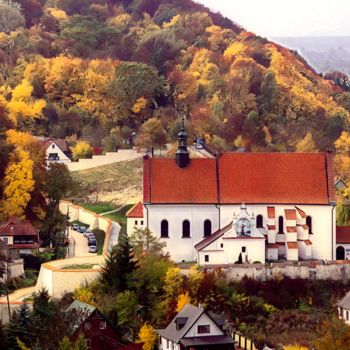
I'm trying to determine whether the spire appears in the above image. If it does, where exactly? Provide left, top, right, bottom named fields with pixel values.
left=175, top=115, right=190, bottom=168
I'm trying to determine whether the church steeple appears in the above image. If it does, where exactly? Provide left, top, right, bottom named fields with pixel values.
left=175, top=116, right=190, bottom=168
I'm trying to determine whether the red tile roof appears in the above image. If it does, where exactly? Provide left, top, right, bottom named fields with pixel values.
left=43, top=138, right=70, bottom=153
left=267, top=207, right=275, bottom=218
left=144, top=153, right=334, bottom=205
left=195, top=222, right=232, bottom=251
left=267, top=243, right=279, bottom=249
left=286, top=227, right=297, bottom=233
left=287, top=242, right=298, bottom=249
left=285, top=209, right=297, bottom=220
left=126, top=202, right=144, bottom=218
left=267, top=225, right=276, bottom=230
left=295, top=206, right=307, bottom=218
left=337, top=226, right=350, bottom=244
left=0, top=217, right=39, bottom=237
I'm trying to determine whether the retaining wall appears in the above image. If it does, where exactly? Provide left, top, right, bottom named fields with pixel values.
left=208, top=260, right=350, bottom=282
left=67, top=150, right=142, bottom=172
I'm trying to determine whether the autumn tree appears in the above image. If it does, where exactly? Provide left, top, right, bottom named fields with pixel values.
left=138, top=323, right=157, bottom=350
left=135, top=118, right=167, bottom=154
left=130, top=227, right=166, bottom=258
left=102, top=128, right=123, bottom=152
left=0, top=0, right=25, bottom=33
left=114, top=290, right=139, bottom=335
left=72, top=141, right=92, bottom=160
left=176, top=292, right=191, bottom=312
left=295, top=132, right=317, bottom=152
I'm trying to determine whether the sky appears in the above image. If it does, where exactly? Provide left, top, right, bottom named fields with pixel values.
left=195, top=0, right=350, bottom=38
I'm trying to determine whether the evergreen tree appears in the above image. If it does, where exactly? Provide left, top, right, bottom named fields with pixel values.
left=100, top=232, right=136, bottom=293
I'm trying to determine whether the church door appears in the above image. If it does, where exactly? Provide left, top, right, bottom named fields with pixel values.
left=336, top=246, right=345, bottom=260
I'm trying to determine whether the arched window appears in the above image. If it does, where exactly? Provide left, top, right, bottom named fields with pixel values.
left=161, top=220, right=169, bottom=238
left=278, top=216, right=284, bottom=233
left=204, top=220, right=212, bottom=237
left=256, top=215, right=263, bottom=228
left=306, top=216, right=312, bottom=233
left=182, top=220, right=190, bottom=238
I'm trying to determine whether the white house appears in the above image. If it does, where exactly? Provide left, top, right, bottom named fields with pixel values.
left=338, top=291, right=350, bottom=325
left=126, top=120, right=337, bottom=264
left=43, top=139, right=71, bottom=166
left=336, top=226, right=350, bottom=260
left=157, top=304, right=234, bottom=350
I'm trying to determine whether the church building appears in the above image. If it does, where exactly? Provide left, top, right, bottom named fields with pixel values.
left=127, top=119, right=337, bottom=264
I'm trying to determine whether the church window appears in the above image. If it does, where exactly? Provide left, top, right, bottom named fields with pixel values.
left=141, top=220, right=144, bottom=225
left=205, top=255, right=209, bottom=262
left=278, top=216, right=284, bottom=233
left=306, top=216, right=312, bottom=233
left=256, top=215, right=263, bottom=228
left=204, top=220, right=212, bottom=237
left=242, top=246, right=246, bottom=253
left=182, top=220, right=190, bottom=238
left=134, top=220, right=138, bottom=225
left=220, top=243, right=224, bottom=248
left=161, top=220, right=169, bottom=238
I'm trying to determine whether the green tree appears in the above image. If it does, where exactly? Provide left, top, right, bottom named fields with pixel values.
left=130, top=227, right=166, bottom=258
left=58, top=337, right=72, bottom=350
left=110, top=62, right=164, bottom=124
left=258, top=71, right=278, bottom=114
left=74, top=334, right=88, bottom=350
left=102, top=128, right=123, bottom=152
left=115, top=290, right=139, bottom=334
left=100, top=232, right=136, bottom=293
left=0, top=0, right=25, bottom=33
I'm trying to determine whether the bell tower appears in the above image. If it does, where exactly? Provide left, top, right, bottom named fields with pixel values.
left=175, top=116, right=190, bottom=168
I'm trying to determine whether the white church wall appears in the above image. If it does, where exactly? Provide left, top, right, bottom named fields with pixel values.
left=146, top=204, right=219, bottom=262
left=127, top=217, right=145, bottom=236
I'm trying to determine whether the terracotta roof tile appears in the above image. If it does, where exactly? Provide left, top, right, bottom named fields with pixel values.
left=267, top=207, right=275, bottom=218
left=287, top=242, right=298, bottom=249
left=0, top=217, right=39, bottom=237
left=146, top=153, right=333, bottom=204
left=126, top=202, right=144, bottom=218
left=285, top=209, right=297, bottom=220
left=304, top=240, right=312, bottom=246
left=267, top=225, right=276, bottom=230
left=337, top=226, right=350, bottom=244
left=287, top=226, right=297, bottom=233
left=267, top=243, right=279, bottom=248
left=297, top=224, right=309, bottom=230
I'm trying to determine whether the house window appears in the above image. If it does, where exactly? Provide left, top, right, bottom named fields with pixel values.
left=278, top=216, right=284, bottom=233
left=347, top=311, right=349, bottom=321
left=2, top=237, right=8, bottom=244
left=220, top=243, right=224, bottom=248
left=204, top=255, right=209, bottom=262
left=182, top=220, right=190, bottom=238
left=167, top=340, right=169, bottom=349
left=256, top=215, right=263, bottom=228
left=204, top=220, right=212, bottom=237
left=52, top=144, right=55, bottom=149
left=84, top=322, right=91, bottom=330
left=141, top=220, right=144, bottom=225
left=306, top=216, right=312, bottom=233
left=48, top=153, right=59, bottom=160
left=161, top=220, right=169, bottom=238
left=242, top=246, right=246, bottom=253
left=99, top=321, right=106, bottom=330
left=135, top=220, right=138, bottom=225
left=85, top=339, right=91, bottom=348
left=198, top=325, right=210, bottom=334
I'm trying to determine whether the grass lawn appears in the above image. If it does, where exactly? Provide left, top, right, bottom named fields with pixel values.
left=61, top=264, right=96, bottom=269
left=84, top=203, right=116, bottom=214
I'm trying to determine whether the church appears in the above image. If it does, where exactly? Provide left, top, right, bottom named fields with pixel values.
left=127, top=120, right=337, bottom=264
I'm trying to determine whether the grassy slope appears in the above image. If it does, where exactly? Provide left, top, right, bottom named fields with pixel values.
left=71, top=158, right=142, bottom=205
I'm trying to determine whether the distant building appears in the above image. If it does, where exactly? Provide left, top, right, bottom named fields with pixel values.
left=43, top=138, right=72, bottom=165
left=336, top=226, right=350, bottom=260
left=127, top=119, right=337, bottom=264
left=157, top=304, right=234, bottom=350
left=126, top=202, right=145, bottom=235
left=0, top=240, right=24, bottom=282
left=0, top=217, right=41, bottom=254
left=67, top=300, right=122, bottom=350
left=338, top=291, right=350, bottom=325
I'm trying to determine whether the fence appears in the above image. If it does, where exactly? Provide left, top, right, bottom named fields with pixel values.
left=228, top=328, right=258, bottom=350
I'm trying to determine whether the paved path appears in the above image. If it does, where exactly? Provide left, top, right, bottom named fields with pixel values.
left=68, top=228, right=96, bottom=257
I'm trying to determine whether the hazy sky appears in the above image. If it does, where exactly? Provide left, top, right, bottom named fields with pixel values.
left=195, top=0, right=350, bottom=37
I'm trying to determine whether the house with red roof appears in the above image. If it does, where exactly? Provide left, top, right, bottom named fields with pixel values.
left=0, top=217, right=41, bottom=254
left=126, top=202, right=145, bottom=235
left=42, top=138, right=72, bottom=166
left=336, top=226, right=350, bottom=260
left=127, top=118, right=337, bottom=264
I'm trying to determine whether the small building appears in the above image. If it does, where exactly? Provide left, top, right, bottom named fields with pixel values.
left=126, top=202, right=145, bottom=235
left=67, top=300, right=121, bottom=350
left=157, top=304, right=235, bottom=350
left=0, top=217, right=41, bottom=254
left=336, top=226, right=350, bottom=260
left=338, top=291, right=350, bottom=325
left=0, top=240, right=24, bottom=282
left=43, top=138, right=72, bottom=165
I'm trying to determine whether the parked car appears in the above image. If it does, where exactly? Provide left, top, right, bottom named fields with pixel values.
left=89, top=245, right=98, bottom=253
left=88, top=238, right=97, bottom=246
left=79, top=226, right=87, bottom=233
left=196, top=137, right=205, bottom=149
left=84, top=231, right=93, bottom=238
left=72, top=224, right=79, bottom=231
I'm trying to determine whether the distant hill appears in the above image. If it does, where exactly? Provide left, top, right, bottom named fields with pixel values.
left=273, top=36, right=350, bottom=76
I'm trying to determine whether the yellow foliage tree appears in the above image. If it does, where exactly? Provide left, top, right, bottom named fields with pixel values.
left=176, top=292, right=191, bottom=312
left=284, top=346, right=308, bottom=350
left=188, top=265, right=204, bottom=299
left=74, top=287, right=95, bottom=306
left=132, top=97, right=148, bottom=114
left=164, top=267, right=184, bottom=299
left=1, top=149, right=34, bottom=219
left=72, top=141, right=93, bottom=160
left=295, top=132, right=317, bottom=152
left=138, top=323, right=157, bottom=350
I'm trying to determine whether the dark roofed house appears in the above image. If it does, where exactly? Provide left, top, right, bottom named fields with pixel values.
left=157, top=304, right=234, bottom=350
left=67, top=300, right=123, bottom=350
left=0, top=217, right=41, bottom=254
left=338, top=291, right=350, bottom=325
left=42, top=138, right=72, bottom=165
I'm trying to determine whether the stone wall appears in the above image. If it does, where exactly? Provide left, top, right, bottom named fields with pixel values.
left=67, top=150, right=141, bottom=172
left=207, top=261, right=350, bottom=282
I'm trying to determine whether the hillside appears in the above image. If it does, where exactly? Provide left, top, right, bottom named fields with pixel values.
left=2, top=0, right=350, bottom=222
